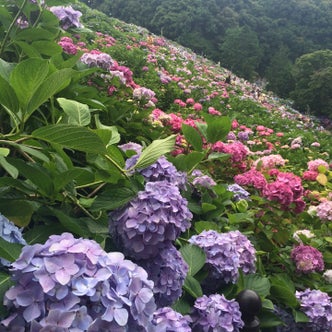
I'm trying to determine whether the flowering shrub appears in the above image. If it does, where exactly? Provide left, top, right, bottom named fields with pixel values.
left=49, top=6, right=83, bottom=30
left=1, top=233, right=156, bottom=331
left=152, top=307, right=191, bottom=332
left=109, top=181, right=192, bottom=259
left=191, top=293, right=244, bottom=332
left=316, top=200, right=332, bottom=222
left=291, top=245, right=324, bottom=274
left=296, top=289, right=332, bottom=331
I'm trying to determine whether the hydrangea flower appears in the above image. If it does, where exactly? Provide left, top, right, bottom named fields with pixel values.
left=191, top=169, right=216, bottom=189
left=152, top=307, right=191, bottom=332
left=137, top=245, right=188, bottom=307
left=253, top=154, right=286, bottom=170
left=291, top=245, right=324, bottom=274
left=316, top=200, right=332, bottom=222
left=191, top=294, right=244, bottom=332
left=80, top=51, right=115, bottom=70
left=274, top=306, right=307, bottom=332
left=109, top=181, right=192, bottom=259
left=1, top=233, right=156, bottom=331
left=307, top=159, right=329, bottom=172
left=49, top=6, right=83, bottom=30
left=293, top=229, right=315, bottom=243
left=234, top=169, right=267, bottom=190
left=189, top=230, right=256, bottom=285
left=227, top=184, right=251, bottom=201
left=0, top=213, right=26, bottom=266
left=296, top=289, right=332, bottom=331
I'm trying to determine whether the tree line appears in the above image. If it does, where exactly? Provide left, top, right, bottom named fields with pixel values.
left=82, top=0, right=332, bottom=118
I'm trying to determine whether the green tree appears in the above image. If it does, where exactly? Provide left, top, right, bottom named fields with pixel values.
left=290, top=50, right=332, bottom=117
left=219, top=26, right=262, bottom=80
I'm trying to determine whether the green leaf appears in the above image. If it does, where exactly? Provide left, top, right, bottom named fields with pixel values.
left=0, top=200, right=35, bottom=227
left=24, top=224, right=65, bottom=244
left=294, top=310, right=309, bottom=323
left=172, top=298, right=191, bottom=315
left=0, top=237, right=23, bottom=262
left=183, top=275, right=203, bottom=298
left=0, top=271, right=14, bottom=317
left=0, top=75, right=19, bottom=114
left=0, top=156, right=19, bottom=178
left=205, top=115, right=231, bottom=143
left=57, top=98, right=91, bottom=126
left=207, top=152, right=231, bottom=161
left=0, top=58, right=16, bottom=81
left=169, top=152, right=205, bottom=171
left=94, top=115, right=121, bottom=145
left=133, top=135, right=176, bottom=170
left=15, top=27, right=57, bottom=41
left=32, top=124, right=106, bottom=154
left=0, top=148, right=9, bottom=157
left=32, top=41, right=62, bottom=56
left=54, top=168, right=94, bottom=191
left=107, top=145, right=125, bottom=168
left=182, top=123, right=203, bottom=151
left=14, top=41, right=41, bottom=58
left=180, top=244, right=206, bottom=276
left=238, top=274, right=271, bottom=298
left=26, top=68, right=74, bottom=118
left=15, top=144, right=50, bottom=163
left=194, top=221, right=221, bottom=233
left=270, top=274, right=298, bottom=307
left=10, top=58, right=49, bottom=109
left=202, top=203, right=217, bottom=213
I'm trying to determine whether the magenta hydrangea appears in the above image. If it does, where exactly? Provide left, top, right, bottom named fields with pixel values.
left=1, top=233, right=156, bottom=331
left=109, top=181, right=192, bottom=259
left=291, top=245, right=324, bottom=274
left=296, top=289, right=332, bottom=331
left=137, top=245, right=188, bottom=307
left=191, top=294, right=244, bottom=332
left=152, top=307, right=191, bottom=332
left=189, top=230, right=256, bottom=285
left=234, top=169, right=267, bottom=190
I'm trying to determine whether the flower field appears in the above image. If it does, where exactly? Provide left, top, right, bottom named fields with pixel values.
left=0, top=1, right=332, bottom=331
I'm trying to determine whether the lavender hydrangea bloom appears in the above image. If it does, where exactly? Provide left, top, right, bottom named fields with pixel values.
left=119, top=142, right=143, bottom=154
left=138, top=245, right=188, bottom=307
left=125, top=154, right=187, bottom=189
left=296, top=289, right=332, bottom=331
left=152, top=307, right=192, bottom=332
left=0, top=213, right=26, bottom=266
left=109, top=181, right=192, bottom=259
left=80, top=52, right=115, bottom=70
left=290, top=245, right=324, bottom=274
left=191, top=294, right=244, bottom=332
left=49, top=6, right=83, bottom=30
left=227, top=184, right=251, bottom=201
left=1, top=233, right=156, bottom=331
left=191, top=169, right=216, bottom=189
left=189, top=230, right=256, bottom=285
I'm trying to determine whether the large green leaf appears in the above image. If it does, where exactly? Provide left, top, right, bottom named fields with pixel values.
left=269, top=274, right=298, bottom=307
left=169, top=152, right=205, bottom=172
left=180, top=244, right=206, bottom=276
left=10, top=58, right=49, bottom=109
left=0, top=75, right=19, bottom=114
left=14, top=41, right=41, bottom=58
left=0, top=200, right=35, bottom=227
left=182, top=123, right=203, bottom=151
left=183, top=275, right=203, bottom=298
left=238, top=273, right=271, bottom=298
left=57, top=98, right=91, bottom=126
left=0, top=58, right=16, bottom=81
left=205, top=115, right=231, bottom=143
left=54, top=168, right=95, bottom=192
left=32, top=41, right=62, bottom=56
left=15, top=27, right=57, bottom=41
left=0, top=237, right=23, bottom=263
left=26, top=68, right=74, bottom=118
left=132, top=135, right=176, bottom=170
left=32, top=124, right=106, bottom=154
left=0, top=156, right=19, bottom=178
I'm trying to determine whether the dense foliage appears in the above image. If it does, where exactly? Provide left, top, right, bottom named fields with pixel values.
left=83, top=0, right=332, bottom=118
left=1, top=0, right=332, bottom=331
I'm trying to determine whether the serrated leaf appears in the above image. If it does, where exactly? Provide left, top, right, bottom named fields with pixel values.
left=0, top=58, right=16, bottom=81
left=182, top=123, right=203, bottom=151
left=32, top=41, right=62, bottom=56
left=32, top=124, right=106, bottom=154
left=205, top=115, right=231, bottom=143
left=169, top=152, right=205, bottom=171
left=194, top=221, right=221, bottom=233
left=0, top=75, right=19, bottom=114
left=183, top=275, right=203, bottom=298
left=133, top=135, right=176, bottom=170
left=180, top=244, right=206, bottom=276
left=238, top=274, right=271, bottom=298
left=0, top=237, right=23, bottom=262
left=316, top=173, right=328, bottom=185
left=14, top=41, right=41, bottom=58
left=57, top=97, right=91, bottom=126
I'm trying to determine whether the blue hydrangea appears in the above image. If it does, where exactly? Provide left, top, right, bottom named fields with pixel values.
left=49, top=6, right=83, bottom=30
left=109, top=181, right=192, bottom=259
left=1, top=233, right=156, bottom=331
left=227, top=184, right=251, bottom=201
left=0, top=213, right=26, bottom=266
left=191, top=293, right=244, bottom=332
left=152, top=307, right=192, bottom=332
left=295, top=289, right=332, bottom=331
left=189, top=230, right=256, bottom=285
left=138, top=245, right=188, bottom=307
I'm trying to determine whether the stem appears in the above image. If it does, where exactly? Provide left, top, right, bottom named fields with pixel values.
left=104, top=154, right=130, bottom=179
left=0, top=0, right=29, bottom=57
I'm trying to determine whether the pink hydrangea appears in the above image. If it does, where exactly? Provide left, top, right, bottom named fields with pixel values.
left=291, top=245, right=324, bottom=274
left=193, top=103, right=202, bottom=111
left=234, top=169, right=267, bottom=190
left=213, top=141, right=248, bottom=164
left=316, top=201, right=332, bottom=222
left=308, top=159, right=329, bottom=172
left=253, top=154, right=286, bottom=170
left=302, top=170, right=319, bottom=181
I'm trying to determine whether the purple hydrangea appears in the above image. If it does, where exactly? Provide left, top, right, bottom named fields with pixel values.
left=290, top=245, right=324, bottom=274
left=137, top=245, right=188, bottom=307
left=1, top=233, right=156, bottom=331
left=296, top=289, right=332, bottom=331
left=49, top=6, right=83, bottom=30
left=119, top=142, right=143, bottom=154
left=191, top=294, right=244, bottom=332
left=191, top=169, right=216, bottom=189
left=0, top=213, right=26, bottom=266
left=152, top=307, right=192, bottom=332
left=109, top=181, right=192, bottom=259
left=125, top=154, right=187, bottom=189
left=189, top=230, right=256, bottom=285
left=227, top=184, right=251, bottom=201
left=80, top=52, right=115, bottom=70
